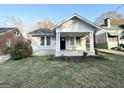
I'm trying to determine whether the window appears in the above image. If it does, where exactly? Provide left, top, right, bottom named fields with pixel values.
left=46, top=37, right=51, bottom=46
left=109, top=37, right=117, bottom=42
left=76, top=37, right=81, bottom=45
left=72, top=20, right=77, bottom=24
left=70, top=37, right=75, bottom=46
left=13, top=31, right=20, bottom=36
left=6, top=40, right=11, bottom=47
left=41, top=36, right=51, bottom=46
left=41, top=37, right=45, bottom=45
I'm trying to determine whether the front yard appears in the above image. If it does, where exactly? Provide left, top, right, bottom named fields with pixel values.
left=0, top=52, right=124, bottom=88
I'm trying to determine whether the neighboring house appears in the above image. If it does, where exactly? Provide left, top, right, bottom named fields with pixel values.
left=119, top=31, right=124, bottom=45
left=96, top=18, right=124, bottom=49
left=28, top=14, right=101, bottom=56
left=0, top=28, right=25, bottom=54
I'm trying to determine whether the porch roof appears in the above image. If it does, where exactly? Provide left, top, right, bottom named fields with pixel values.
left=107, top=31, right=119, bottom=36
left=60, top=32, right=89, bottom=37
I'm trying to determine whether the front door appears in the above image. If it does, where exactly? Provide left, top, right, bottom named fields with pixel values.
left=60, top=37, right=66, bottom=50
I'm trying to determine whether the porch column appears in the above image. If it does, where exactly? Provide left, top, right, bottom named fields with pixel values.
left=89, top=32, right=94, bottom=51
left=56, top=31, right=60, bottom=52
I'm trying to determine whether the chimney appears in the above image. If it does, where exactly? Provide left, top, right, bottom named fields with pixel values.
left=104, top=18, right=111, bottom=28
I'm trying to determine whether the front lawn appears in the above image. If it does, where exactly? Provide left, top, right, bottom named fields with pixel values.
left=0, top=52, right=124, bottom=88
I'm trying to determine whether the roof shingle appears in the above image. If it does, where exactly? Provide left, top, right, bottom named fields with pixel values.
left=28, top=28, right=54, bottom=36
left=0, top=28, right=16, bottom=34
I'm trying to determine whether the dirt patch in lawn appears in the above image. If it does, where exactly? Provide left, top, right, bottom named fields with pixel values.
left=48, top=55, right=108, bottom=63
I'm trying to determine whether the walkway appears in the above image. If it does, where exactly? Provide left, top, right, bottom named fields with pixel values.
left=0, top=55, right=10, bottom=62
left=96, top=49, right=124, bottom=56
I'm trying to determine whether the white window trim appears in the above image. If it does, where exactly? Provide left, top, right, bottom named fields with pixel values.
left=41, top=36, right=51, bottom=46
left=14, top=31, right=20, bottom=37
left=40, top=37, right=45, bottom=46
left=6, top=40, right=11, bottom=47
left=46, top=36, right=51, bottom=46
left=69, top=37, right=76, bottom=46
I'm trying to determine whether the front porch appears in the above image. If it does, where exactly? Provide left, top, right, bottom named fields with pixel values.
left=55, top=31, right=95, bottom=56
left=55, top=50, right=95, bottom=56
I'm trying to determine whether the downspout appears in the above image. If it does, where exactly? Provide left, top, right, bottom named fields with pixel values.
left=106, top=32, right=109, bottom=49
left=117, top=33, right=120, bottom=48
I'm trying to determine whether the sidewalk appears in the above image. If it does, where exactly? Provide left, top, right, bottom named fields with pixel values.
left=96, top=49, right=124, bottom=56
left=0, top=55, right=10, bottom=62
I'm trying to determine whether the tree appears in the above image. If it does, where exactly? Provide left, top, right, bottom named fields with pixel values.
left=0, top=16, right=29, bottom=38
left=30, top=19, right=55, bottom=31
left=95, top=11, right=124, bottom=26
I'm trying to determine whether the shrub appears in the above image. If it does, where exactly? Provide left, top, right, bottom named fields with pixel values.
left=4, top=47, right=12, bottom=54
left=119, top=44, right=124, bottom=48
left=10, top=42, right=32, bottom=60
left=83, top=52, right=88, bottom=58
left=117, top=44, right=124, bottom=51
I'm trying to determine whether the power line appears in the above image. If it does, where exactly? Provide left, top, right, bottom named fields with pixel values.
left=96, top=4, right=124, bottom=25
left=110, top=4, right=124, bottom=20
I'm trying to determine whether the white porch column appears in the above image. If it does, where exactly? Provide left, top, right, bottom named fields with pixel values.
left=89, top=32, right=94, bottom=51
left=56, top=31, right=60, bottom=52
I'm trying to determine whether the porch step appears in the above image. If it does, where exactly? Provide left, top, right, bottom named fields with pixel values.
left=55, top=50, right=95, bottom=56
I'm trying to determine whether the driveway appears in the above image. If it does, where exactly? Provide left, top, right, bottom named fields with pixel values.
left=0, top=55, right=10, bottom=62
left=96, top=49, right=124, bottom=56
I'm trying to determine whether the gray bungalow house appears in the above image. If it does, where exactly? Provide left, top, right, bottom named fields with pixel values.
left=28, top=14, right=101, bottom=56
left=96, top=18, right=124, bottom=49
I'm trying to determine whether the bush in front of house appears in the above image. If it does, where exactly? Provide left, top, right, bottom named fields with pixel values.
left=10, top=42, right=32, bottom=60
left=118, top=44, right=124, bottom=51
left=4, top=47, right=12, bottom=54
left=83, top=52, right=88, bottom=58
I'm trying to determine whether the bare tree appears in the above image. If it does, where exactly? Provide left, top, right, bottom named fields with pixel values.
left=5, top=16, right=23, bottom=31
left=95, top=11, right=124, bottom=26
left=0, top=16, right=24, bottom=32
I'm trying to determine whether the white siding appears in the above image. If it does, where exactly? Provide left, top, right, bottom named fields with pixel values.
left=30, top=36, right=56, bottom=55
left=57, top=17, right=95, bottom=32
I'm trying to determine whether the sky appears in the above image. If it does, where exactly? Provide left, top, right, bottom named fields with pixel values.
left=0, top=4, right=124, bottom=24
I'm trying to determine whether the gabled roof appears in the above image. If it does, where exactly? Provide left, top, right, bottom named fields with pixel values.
left=28, top=28, right=54, bottom=36
left=0, top=28, right=16, bottom=34
left=51, top=14, right=101, bottom=30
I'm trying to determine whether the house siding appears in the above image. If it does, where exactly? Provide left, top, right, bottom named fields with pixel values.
left=96, top=33, right=108, bottom=49
left=108, top=37, right=118, bottom=49
left=0, top=29, right=25, bottom=55
left=30, top=36, right=56, bottom=55
left=96, top=30, right=119, bottom=49
left=58, top=17, right=95, bottom=32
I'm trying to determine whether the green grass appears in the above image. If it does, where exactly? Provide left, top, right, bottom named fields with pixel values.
left=0, top=53, right=124, bottom=88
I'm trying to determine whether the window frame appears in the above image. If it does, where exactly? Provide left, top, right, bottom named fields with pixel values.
left=40, top=37, right=45, bottom=46
left=13, top=31, right=20, bottom=37
left=46, top=36, right=51, bottom=46
left=40, top=36, right=51, bottom=46
left=69, top=37, right=76, bottom=46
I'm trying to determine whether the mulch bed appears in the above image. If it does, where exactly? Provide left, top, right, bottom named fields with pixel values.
left=48, top=55, right=108, bottom=63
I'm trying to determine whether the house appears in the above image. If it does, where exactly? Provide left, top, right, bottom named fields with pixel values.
left=28, top=14, right=101, bottom=56
left=0, top=28, right=25, bottom=54
left=96, top=18, right=124, bottom=49
left=120, top=31, right=124, bottom=45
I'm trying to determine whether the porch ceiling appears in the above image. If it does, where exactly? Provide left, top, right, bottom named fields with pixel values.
left=60, top=32, right=89, bottom=37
